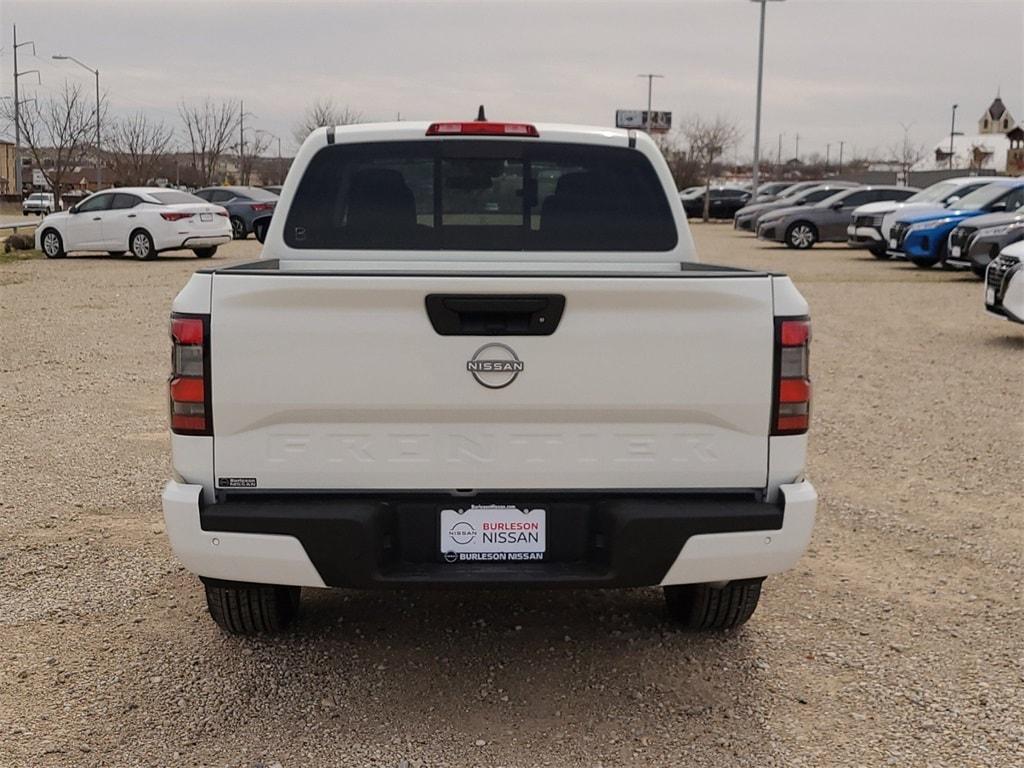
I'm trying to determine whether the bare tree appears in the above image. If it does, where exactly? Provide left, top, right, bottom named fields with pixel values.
left=239, top=130, right=273, bottom=185
left=1, top=82, right=97, bottom=207
left=179, top=98, right=241, bottom=186
left=655, top=135, right=704, bottom=191
left=682, top=116, right=742, bottom=222
left=888, top=139, right=929, bottom=183
left=292, top=99, right=362, bottom=146
left=105, top=111, right=175, bottom=186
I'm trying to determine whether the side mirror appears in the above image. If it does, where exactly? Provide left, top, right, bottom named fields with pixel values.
left=946, top=195, right=960, bottom=205
left=831, top=201, right=845, bottom=210
left=990, top=201, right=1007, bottom=212
left=69, top=205, right=79, bottom=214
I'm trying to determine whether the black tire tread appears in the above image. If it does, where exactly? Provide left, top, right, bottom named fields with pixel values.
left=203, top=580, right=299, bottom=635
left=664, top=578, right=763, bottom=631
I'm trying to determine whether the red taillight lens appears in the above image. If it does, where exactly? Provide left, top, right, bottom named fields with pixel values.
left=169, top=313, right=210, bottom=435
left=426, top=121, right=540, bottom=137
left=161, top=212, right=195, bottom=221
left=773, top=317, right=811, bottom=435
left=250, top=202, right=274, bottom=212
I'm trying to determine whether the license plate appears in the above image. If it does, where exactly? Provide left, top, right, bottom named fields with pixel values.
left=440, top=505, right=545, bottom=562
left=200, top=213, right=213, bottom=221
left=951, top=246, right=961, bottom=258
left=986, top=287, right=995, bottom=304
left=889, top=238, right=897, bottom=248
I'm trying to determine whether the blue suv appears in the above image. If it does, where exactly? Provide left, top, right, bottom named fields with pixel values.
left=888, top=179, right=1024, bottom=268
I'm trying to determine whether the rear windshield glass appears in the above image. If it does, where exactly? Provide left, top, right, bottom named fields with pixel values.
left=150, top=191, right=206, bottom=205
left=284, top=140, right=677, bottom=251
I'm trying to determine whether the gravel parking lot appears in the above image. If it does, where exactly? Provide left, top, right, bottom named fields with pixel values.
left=1, top=227, right=1021, bottom=767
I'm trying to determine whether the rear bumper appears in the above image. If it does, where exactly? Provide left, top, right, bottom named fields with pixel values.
left=162, top=480, right=817, bottom=589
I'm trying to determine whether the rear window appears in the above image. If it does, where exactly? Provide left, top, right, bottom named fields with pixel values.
left=150, top=191, right=205, bottom=205
left=284, top=140, right=677, bottom=251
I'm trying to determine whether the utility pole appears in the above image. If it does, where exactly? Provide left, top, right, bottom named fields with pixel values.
left=239, top=100, right=245, bottom=184
left=949, top=105, right=957, bottom=168
left=794, top=133, right=800, bottom=163
left=12, top=25, right=39, bottom=200
left=838, top=141, right=845, bottom=174
left=777, top=133, right=783, bottom=171
left=636, top=73, right=663, bottom=132
left=826, top=143, right=831, bottom=173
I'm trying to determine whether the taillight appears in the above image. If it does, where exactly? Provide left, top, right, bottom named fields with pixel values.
left=161, top=212, right=195, bottom=221
left=215, top=210, right=228, bottom=217
left=425, top=121, right=539, bottom=137
left=169, top=313, right=211, bottom=435
left=772, top=317, right=811, bottom=435
left=250, top=202, right=274, bottom=212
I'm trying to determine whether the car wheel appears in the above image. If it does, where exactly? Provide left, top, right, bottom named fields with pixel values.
left=870, top=245, right=890, bottom=259
left=192, top=246, right=217, bottom=258
left=253, top=219, right=269, bottom=243
left=130, top=229, right=157, bottom=261
left=786, top=222, right=817, bottom=250
left=911, top=257, right=939, bottom=269
left=203, top=579, right=300, bottom=635
left=41, top=229, right=66, bottom=259
left=664, top=578, right=764, bottom=630
left=230, top=216, right=247, bottom=240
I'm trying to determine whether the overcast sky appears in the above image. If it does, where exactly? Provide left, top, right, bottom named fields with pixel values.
left=2, top=0, right=1022, bottom=160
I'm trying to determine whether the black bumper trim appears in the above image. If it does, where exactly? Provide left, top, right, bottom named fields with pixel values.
left=200, top=491, right=783, bottom=588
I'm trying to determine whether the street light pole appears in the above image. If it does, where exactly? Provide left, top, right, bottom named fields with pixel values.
left=636, top=73, right=663, bottom=132
left=749, top=0, right=784, bottom=197
left=52, top=54, right=101, bottom=189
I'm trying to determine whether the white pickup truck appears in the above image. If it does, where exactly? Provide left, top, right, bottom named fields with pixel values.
left=163, top=119, right=817, bottom=635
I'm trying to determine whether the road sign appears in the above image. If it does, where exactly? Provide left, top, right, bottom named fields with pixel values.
left=615, top=110, right=672, bottom=132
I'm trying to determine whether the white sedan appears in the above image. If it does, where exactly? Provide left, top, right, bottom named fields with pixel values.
left=35, top=187, right=232, bottom=260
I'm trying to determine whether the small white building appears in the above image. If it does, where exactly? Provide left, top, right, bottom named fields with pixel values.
left=913, top=96, right=1015, bottom=172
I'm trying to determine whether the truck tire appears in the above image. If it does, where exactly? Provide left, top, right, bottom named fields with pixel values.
left=203, top=579, right=300, bottom=635
left=664, top=578, right=764, bottom=630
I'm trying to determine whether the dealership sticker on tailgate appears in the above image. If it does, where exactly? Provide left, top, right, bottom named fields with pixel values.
left=440, top=505, right=546, bottom=562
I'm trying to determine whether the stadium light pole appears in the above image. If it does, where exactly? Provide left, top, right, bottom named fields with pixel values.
left=53, top=54, right=102, bottom=188
left=749, top=0, right=785, bottom=197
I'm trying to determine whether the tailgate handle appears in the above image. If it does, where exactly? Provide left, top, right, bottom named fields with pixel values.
left=425, top=294, right=565, bottom=335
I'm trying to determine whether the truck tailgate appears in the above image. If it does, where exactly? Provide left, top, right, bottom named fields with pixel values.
left=209, top=273, right=774, bottom=490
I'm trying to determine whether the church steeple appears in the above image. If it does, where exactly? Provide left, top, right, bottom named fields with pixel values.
left=979, top=94, right=1014, bottom=134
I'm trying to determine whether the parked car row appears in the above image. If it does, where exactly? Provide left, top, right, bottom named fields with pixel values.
left=31, top=184, right=282, bottom=261
left=717, top=174, right=1024, bottom=329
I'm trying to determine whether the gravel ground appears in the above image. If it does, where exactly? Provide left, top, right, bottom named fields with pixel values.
left=1, top=227, right=1021, bottom=767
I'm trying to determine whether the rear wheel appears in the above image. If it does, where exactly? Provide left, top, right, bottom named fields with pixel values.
left=664, top=578, right=764, bottom=630
left=203, top=579, right=300, bottom=635
left=786, top=222, right=817, bottom=250
left=192, top=246, right=217, bottom=258
left=230, top=216, right=247, bottom=240
left=253, top=219, right=269, bottom=243
left=41, top=229, right=65, bottom=259
left=130, top=229, right=156, bottom=260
